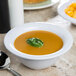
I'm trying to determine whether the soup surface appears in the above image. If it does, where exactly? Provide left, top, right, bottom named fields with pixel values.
left=14, top=30, right=63, bottom=55
left=23, top=0, right=46, bottom=4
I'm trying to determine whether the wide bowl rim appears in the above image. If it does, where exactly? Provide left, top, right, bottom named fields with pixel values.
left=4, top=22, right=73, bottom=60
left=23, top=0, right=60, bottom=10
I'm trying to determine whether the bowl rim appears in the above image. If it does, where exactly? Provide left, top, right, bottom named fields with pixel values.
left=58, top=0, right=76, bottom=24
left=23, top=0, right=60, bottom=10
left=4, top=22, right=73, bottom=60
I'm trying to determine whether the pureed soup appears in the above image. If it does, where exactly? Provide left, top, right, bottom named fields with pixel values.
left=23, top=0, right=46, bottom=4
left=14, top=30, right=63, bottom=55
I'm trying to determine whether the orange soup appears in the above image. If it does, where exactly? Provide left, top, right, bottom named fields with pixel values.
left=14, top=30, right=63, bottom=55
left=23, top=0, right=46, bottom=4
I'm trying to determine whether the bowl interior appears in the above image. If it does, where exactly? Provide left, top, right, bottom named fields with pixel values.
left=4, top=22, right=73, bottom=60
left=58, top=0, right=76, bottom=24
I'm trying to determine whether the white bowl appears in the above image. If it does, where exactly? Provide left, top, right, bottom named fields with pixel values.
left=58, top=0, right=76, bottom=25
left=4, top=22, right=73, bottom=69
left=23, top=0, right=60, bottom=10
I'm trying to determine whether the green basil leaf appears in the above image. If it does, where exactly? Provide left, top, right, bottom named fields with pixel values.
left=26, top=38, right=44, bottom=48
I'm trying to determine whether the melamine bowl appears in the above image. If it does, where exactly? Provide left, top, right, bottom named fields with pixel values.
left=4, top=22, right=73, bottom=69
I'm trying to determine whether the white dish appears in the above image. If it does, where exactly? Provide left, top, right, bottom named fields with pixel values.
left=4, top=22, right=73, bottom=69
left=58, top=0, right=76, bottom=25
left=23, top=0, right=60, bottom=10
